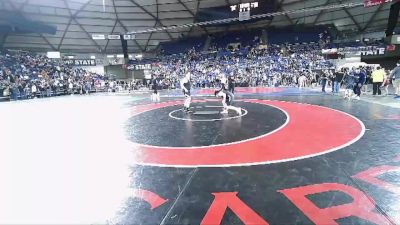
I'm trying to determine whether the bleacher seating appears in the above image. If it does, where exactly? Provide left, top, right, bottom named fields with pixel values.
left=0, top=50, right=111, bottom=101
left=159, top=25, right=333, bottom=55
left=268, top=26, right=330, bottom=44
left=160, top=36, right=206, bottom=55
left=212, top=30, right=262, bottom=49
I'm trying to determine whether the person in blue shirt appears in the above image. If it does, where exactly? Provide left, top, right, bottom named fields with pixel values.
left=352, top=67, right=366, bottom=100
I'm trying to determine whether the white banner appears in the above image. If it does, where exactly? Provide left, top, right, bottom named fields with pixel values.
left=107, top=35, right=121, bottom=40
left=123, top=34, right=136, bottom=40
left=93, top=34, right=136, bottom=40
left=47, top=51, right=61, bottom=59
left=92, top=34, right=136, bottom=40
left=92, top=34, right=105, bottom=40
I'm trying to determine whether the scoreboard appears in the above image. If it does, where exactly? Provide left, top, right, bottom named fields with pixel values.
left=196, top=0, right=276, bottom=25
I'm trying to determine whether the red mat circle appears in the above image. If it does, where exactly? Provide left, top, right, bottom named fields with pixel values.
left=129, top=99, right=365, bottom=167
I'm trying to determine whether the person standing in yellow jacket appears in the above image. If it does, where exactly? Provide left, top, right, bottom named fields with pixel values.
left=372, top=66, right=386, bottom=96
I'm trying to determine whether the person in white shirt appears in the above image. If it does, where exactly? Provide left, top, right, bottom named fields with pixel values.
left=213, top=75, right=241, bottom=114
left=108, top=81, right=114, bottom=93
left=68, top=82, right=74, bottom=95
left=214, top=88, right=242, bottom=115
left=180, top=72, right=192, bottom=113
left=31, top=84, right=37, bottom=98
left=298, top=74, right=307, bottom=88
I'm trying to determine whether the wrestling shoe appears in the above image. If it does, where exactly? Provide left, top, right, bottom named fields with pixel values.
left=184, top=107, right=193, bottom=113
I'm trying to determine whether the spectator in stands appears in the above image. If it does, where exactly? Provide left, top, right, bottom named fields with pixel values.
left=68, top=82, right=74, bottom=95
left=84, top=81, right=91, bottom=95
left=390, top=60, right=400, bottom=98
left=24, top=83, right=31, bottom=99
left=371, top=66, right=385, bottom=96
left=46, top=83, right=52, bottom=97
left=0, top=50, right=109, bottom=101
left=298, top=73, right=307, bottom=88
left=10, top=83, right=19, bottom=101
left=31, top=83, right=37, bottom=98
left=18, top=81, right=25, bottom=99
left=3, top=85, right=10, bottom=97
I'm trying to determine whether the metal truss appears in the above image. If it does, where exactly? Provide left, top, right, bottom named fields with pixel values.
left=110, top=0, right=144, bottom=52
left=128, top=0, right=174, bottom=41
left=144, top=0, right=159, bottom=52
left=4, top=0, right=57, bottom=50
left=62, top=0, right=104, bottom=52
left=0, top=0, right=392, bottom=53
left=362, top=3, right=385, bottom=31
left=177, top=0, right=209, bottom=36
left=127, top=1, right=365, bottom=34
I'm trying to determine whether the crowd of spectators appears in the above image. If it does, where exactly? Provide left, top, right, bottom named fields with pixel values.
left=0, top=42, right=336, bottom=102
left=318, top=63, right=400, bottom=99
left=2, top=41, right=398, bottom=102
left=151, top=42, right=334, bottom=89
left=151, top=41, right=400, bottom=100
left=0, top=51, right=110, bottom=100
